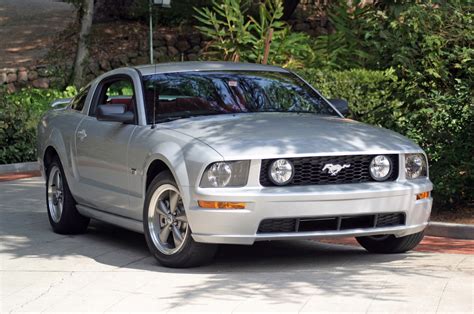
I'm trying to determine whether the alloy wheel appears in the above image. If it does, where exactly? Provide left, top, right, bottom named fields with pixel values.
left=148, top=184, right=189, bottom=255
left=47, top=166, right=64, bottom=223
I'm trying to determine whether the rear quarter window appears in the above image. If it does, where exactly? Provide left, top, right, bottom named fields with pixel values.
left=70, top=85, right=91, bottom=112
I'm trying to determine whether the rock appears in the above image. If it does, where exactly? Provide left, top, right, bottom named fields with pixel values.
left=32, top=78, right=50, bottom=89
left=110, top=58, right=122, bottom=69
left=6, top=73, right=17, bottom=83
left=315, top=27, right=328, bottom=35
left=99, top=58, right=111, bottom=71
left=176, top=40, right=191, bottom=52
left=153, top=39, right=166, bottom=48
left=187, top=53, right=198, bottom=61
left=0, top=72, right=7, bottom=85
left=309, top=19, right=319, bottom=28
left=320, top=15, right=328, bottom=27
left=18, top=70, right=28, bottom=82
left=6, top=83, right=16, bottom=93
left=167, top=46, right=179, bottom=57
left=37, top=67, right=50, bottom=77
left=88, top=62, right=100, bottom=76
left=294, top=22, right=310, bottom=31
left=191, top=45, right=201, bottom=53
left=155, top=47, right=168, bottom=57
left=118, top=55, right=129, bottom=65
left=135, top=56, right=148, bottom=65
left=163, top=33, right=177, bottom=46
left=28, top=71, right=38, bottom=81
left=188, top=33, right=202, bottom=46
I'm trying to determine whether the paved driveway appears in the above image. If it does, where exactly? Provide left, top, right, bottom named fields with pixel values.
left=1, top=178, right=472, bottom=312
left=0, top=0, right=75, bottom=67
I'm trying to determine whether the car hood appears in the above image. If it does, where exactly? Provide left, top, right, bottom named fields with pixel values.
left=165, top=113, right=422, bottom=159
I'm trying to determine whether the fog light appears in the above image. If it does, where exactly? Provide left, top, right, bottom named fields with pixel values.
left=416, top=192, right=430, bottom=200
left=198, top=201, right=246, bottom=209
left=269, top=159, right=294, bottom=185
left=369, top=155, right=392, bottom=181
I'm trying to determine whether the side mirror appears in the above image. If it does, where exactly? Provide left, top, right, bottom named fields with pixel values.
left=51, top=98, right=72, bottom=110
left=97, top=104, right=134, bottom=123
left=329, top=99, right=350, bottom=117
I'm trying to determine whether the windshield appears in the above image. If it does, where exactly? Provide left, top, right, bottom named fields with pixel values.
left=142, top=71, right=337, bottom=123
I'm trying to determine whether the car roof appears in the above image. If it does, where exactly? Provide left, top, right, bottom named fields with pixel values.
left=135, top=61, right=290, bottom=76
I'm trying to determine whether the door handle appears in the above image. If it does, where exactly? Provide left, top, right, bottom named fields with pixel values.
left=77, top=129, right=87, bottom=141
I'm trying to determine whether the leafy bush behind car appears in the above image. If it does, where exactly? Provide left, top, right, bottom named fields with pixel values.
left=194, top=0, right=314, bottom=68
left=0, top=87, right=76, bottom=164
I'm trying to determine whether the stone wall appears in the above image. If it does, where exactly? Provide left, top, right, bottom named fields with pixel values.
left=1, top=28, right=207, bottom=93
left=1, top=11, right=333, bottom=93
left=0, top=66, right=52, bottom=93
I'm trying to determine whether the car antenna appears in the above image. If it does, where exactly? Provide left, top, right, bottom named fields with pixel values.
left=151, top=61, right=157, bottom=129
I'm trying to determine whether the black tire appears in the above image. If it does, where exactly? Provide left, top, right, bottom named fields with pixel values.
left=143, top=171, right=217, bottom=268
left=46, top=158, right=90, bottom=234
left=356, top=231, right=425, bottom=254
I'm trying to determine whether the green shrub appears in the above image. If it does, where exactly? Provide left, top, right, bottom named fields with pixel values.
left=297, top=68, right=401, bottom=126
left=0, top=87, right=76, bottom=164
left=194, top=0, right=314, bottom=67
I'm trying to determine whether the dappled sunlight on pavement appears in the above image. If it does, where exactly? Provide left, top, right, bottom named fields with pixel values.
left=1, top=177, right=472, bottom=312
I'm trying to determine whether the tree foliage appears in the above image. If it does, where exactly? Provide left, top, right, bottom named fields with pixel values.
left=194, top=0, right=314, bottom=67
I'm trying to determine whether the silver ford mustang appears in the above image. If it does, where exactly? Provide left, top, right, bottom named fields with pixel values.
left=37, top=62, right=433, bottom=267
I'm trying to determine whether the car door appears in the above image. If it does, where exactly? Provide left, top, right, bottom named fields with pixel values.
left=74, top=75, right=138, bottom=217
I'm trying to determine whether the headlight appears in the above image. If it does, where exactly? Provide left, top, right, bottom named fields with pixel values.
left=405, top=154, right=427, bottom=179
left=268, top=159, right=294, bottom=185
left=369, top=155, right=392, bottom=181
left=200, top=161, right=250, bottom=188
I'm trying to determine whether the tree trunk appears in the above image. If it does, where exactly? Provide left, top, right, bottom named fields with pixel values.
left=72, top=0, right=94, bottom=88
left=282, top=0, right=300, bottom=20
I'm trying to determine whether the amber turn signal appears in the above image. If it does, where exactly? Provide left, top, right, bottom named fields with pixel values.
left=416, top=191, right=430, bottom=200
left=198, top=201, right=246, bottom=209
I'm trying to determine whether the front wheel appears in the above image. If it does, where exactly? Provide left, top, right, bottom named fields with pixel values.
left=356, top=231, right=425, bottom=254
left=143, top=171, right=217, bottom=268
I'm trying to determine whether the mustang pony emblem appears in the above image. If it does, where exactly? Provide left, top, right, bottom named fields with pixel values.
left=322, top=163, right=351, bottom=176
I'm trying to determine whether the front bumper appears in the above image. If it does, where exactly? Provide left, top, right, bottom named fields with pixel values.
left=186, top=178, right=433, bottom=245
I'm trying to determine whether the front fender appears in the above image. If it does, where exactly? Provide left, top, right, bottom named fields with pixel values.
left=142, top=138, right=223, bottom=207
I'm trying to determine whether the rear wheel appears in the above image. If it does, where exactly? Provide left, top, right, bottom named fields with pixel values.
left=356, top=231, right=425, bottom=254
left=46, top=158, right=90, bottom=234
left=143, top=171, right=217, bottom=268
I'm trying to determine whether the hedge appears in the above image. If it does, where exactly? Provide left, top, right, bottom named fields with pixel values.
left=0, top=87, right=76, bottom=164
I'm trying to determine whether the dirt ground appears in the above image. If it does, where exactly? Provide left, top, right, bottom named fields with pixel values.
left=0, top=0, right=76, bottom=68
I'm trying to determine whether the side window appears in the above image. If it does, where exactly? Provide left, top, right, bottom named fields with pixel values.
left=91, top=78, right=136, bottom=119
left=70, top=85, right=91, bottom=112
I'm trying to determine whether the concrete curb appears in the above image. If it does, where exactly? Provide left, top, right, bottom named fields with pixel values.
left=0, top=162, right=39, bottom=174
left=427, top=222, right=474, bottom=240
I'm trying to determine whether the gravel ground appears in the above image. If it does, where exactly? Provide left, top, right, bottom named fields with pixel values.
left=0, top=0, right=75, bottom=68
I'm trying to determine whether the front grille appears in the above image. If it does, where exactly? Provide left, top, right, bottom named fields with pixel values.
left=260, top=155, right=398, bottom=186
left=257, top=213, right=405, bottom=234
